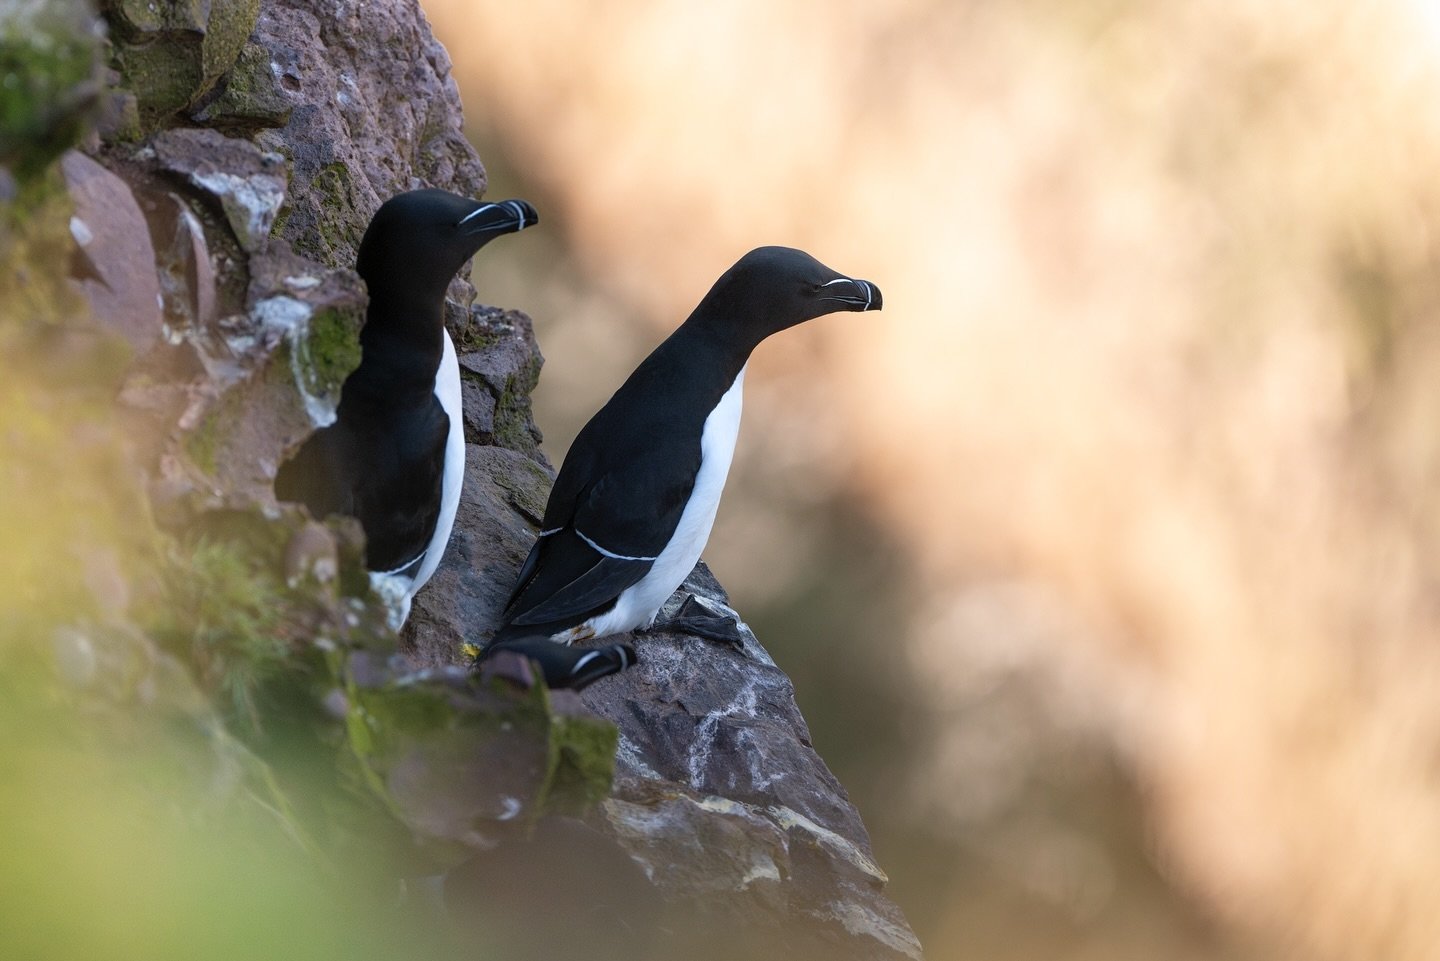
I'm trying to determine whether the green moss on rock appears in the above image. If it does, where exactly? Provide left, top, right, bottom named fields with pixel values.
left=105, top=0, right=259, bottom=128
left=491, top=368, right=543, bottom=453
left=296, top=162, right=363, bottom=266
left=155, top=538, right=291, bottom=729
left=0, top=3, right=103, bottom=181
left=546, top=708, right=621, bottom=814
left=199, top=40, right=293, bottom=128
left=337, top=665, right=619, bottom=858
left=185, top=403, right=224, bottom=474
left=492, top=451, right=552, bottom=522
left=184, top=378, right=247, bottom=474
left=298, top=305, right=363, bottom=399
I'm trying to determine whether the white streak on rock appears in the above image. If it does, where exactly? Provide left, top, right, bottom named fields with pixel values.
left=687, top=682, right=758, bottom=790
left=766, top=803, right=890, bottom=885
left=829, top=901, right=925, bottom=960
left=614, top=732, right=662, bottom=781
left=69, top=215, right=93, bottom=247
left=190, top=170, right=285, bottom=252
left=252, top=294, right=341, bottom=428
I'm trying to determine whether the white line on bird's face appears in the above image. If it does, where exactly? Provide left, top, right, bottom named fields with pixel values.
left=457, top=203, right=500, bottom=226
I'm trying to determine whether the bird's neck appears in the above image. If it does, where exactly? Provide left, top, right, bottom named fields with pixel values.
left=342, top=288, right=447, bottom=407
left=669, top=320, right=755, bottom=388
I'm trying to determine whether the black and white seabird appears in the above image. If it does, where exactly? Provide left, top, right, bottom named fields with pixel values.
left=490, top=246, right=882, bottom=649
left=275, top=189, right=537, bottom=626
left=481, top=636, right=638, bottom=691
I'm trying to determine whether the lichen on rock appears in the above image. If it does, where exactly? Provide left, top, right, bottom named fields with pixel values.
left=152, top=127, right=287, bottom=252
left=192, top=39, right=295, bottom=129
left=106, top=0, right=260, bottom=127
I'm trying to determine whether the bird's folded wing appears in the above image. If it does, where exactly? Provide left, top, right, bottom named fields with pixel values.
left=503, top=528, right=653, bottom=626
left=503, top=462, right=695, bottom=626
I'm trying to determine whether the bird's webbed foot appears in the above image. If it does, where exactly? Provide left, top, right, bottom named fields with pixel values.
left=647, top=594, right=746, bottom=650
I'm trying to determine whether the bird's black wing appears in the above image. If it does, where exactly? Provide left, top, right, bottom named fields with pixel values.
left=502, top=529, right=651, bottom=627
left=501, top=440, right=700, bottom=628
left=274, top=398, right=449, bottom=573
left=357, top=399, right=449, bottom=572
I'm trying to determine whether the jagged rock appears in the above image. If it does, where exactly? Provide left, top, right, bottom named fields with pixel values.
left=404, top=444, right=549, bottom=661
left=454, top=304, right=546, bottom=457
left=590, top=612, right=924, bottom=957
left=105, top=0, right=260, bottom=126
left=240, top=0, right=485, bottom=270
left=192, top=40, right=296, bottom=129
left=61, top=149, right=164, bottom=354
left=151, top=127, right=287, bottom=252
left=172, top=241, right=366, bottom=499
left=155, top=192, right=218, bottom=331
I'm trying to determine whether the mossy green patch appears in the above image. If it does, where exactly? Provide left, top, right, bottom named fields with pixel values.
left=185, top=407, right=223, bottom=474
left=338, top=664, right=620, bottom=854
left=492, top=450, right=552, bottom=521
left=183, top=378, right=249, bottom=475
left=111, top=39, right=204, bottom=126
left=453, top=322, right=504, bottom=354
left=296, top=162, right=363, bottom=266
left=153, top=537, right=292, bottom=731
left=297, top=305, right=363, bottom=399
left=546, top=710, right=620, bottom=814
left=0, top=3, right=103, bottom=181
left=198, top=0, right=259, bottom=86
left=201, top=40, right=292, bottom=128
left=492, top=371, right=543, bottom=454
left=106, top=0, right=259, bottom=129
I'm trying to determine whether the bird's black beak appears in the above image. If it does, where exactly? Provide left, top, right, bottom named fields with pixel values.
left=457, top=198, right=539, bottom=237
left=817, top=277, right=883, bottom=312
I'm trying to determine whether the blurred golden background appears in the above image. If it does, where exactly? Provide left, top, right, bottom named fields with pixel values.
left=420, top=1, right=1440, bottom=958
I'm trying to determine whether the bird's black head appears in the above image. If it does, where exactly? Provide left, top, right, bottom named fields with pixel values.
left=690, top=246, right=882, bottom=348
left=355, top=189, right=538, bottom=300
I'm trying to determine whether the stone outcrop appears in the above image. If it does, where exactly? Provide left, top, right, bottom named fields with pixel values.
left=2, top=1, right=919, bottom=957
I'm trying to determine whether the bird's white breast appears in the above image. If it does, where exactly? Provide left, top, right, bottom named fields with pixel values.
left=386, top=327, right=465, bottom=626
left=576, top=365, right=746, bottom=639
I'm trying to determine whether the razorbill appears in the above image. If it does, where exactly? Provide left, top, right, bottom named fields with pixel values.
left=275, top=189, right=537, bottom=626
left=490, top=246, right=882, bottom=649
left=481, top=637, right=638, bottom=691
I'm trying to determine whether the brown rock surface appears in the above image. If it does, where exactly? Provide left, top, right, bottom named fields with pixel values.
left=61, top=150, right=164, bottom=355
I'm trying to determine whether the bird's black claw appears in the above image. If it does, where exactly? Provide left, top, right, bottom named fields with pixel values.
left=478, top=636, right=638, bottom=691
left=655, top=595, right=746, bottom=650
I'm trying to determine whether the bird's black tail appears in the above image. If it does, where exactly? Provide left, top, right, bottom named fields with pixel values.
left=480, top=637, right=637, bottom=691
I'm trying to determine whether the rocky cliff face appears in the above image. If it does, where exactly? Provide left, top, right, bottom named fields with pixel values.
left=1, top=1, right=918, bottom=958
